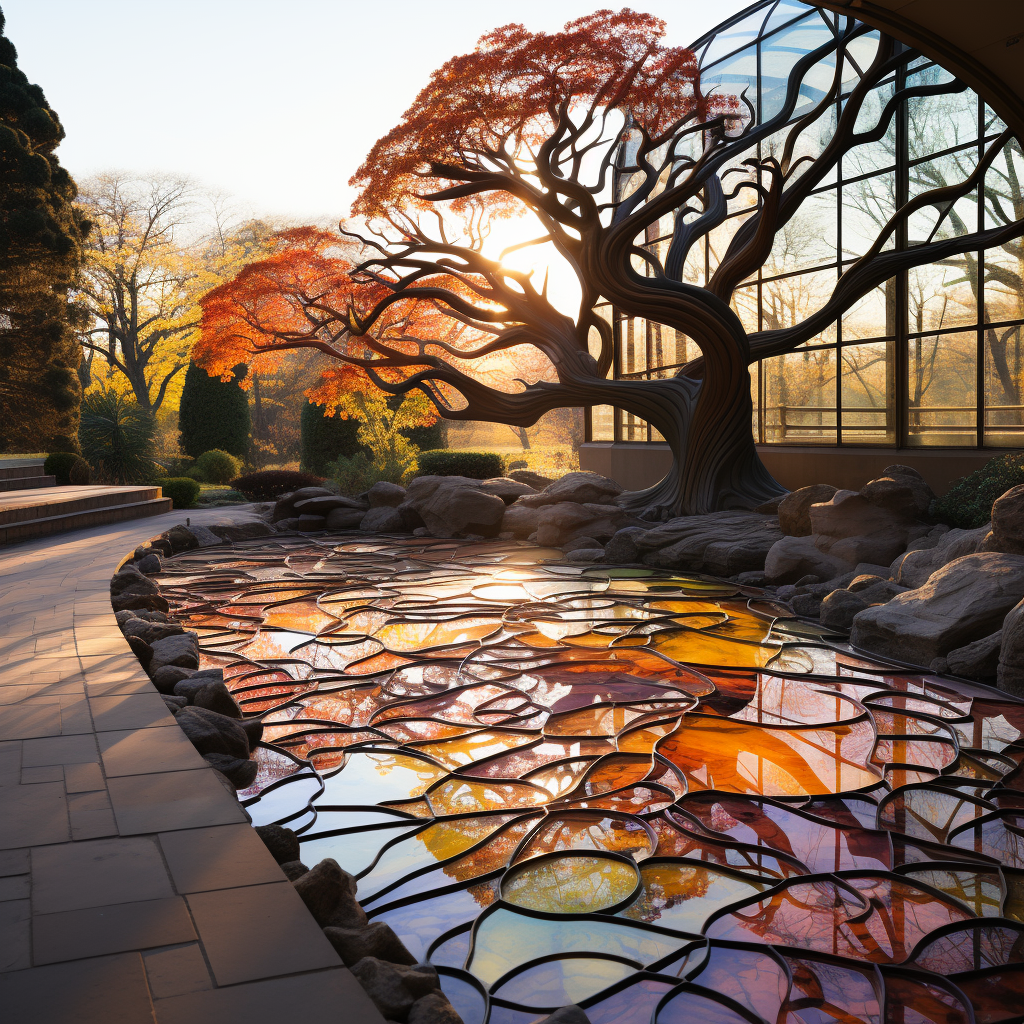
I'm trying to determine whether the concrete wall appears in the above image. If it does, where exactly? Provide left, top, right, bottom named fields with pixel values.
left=578, top=442, right=1009, bottom=496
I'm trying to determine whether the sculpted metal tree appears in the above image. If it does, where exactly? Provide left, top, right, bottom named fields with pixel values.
left=203, top=11, right=1024, bottom=514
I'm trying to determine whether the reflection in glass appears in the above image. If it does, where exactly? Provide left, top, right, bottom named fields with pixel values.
left=906, top=331, right=977, bottom=446
left=841, top=341, right=894, bottom=443
left=763, top=348, right=837, bottom=443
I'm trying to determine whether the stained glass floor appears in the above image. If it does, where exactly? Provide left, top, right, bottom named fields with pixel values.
left=155, top=533, right=1024, bottom=1024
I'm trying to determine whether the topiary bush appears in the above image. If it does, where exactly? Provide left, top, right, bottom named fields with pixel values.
left=194, top=449, right=241, bottom=484
left=417, top=450, right=503, bottom=479
left=78, top=389, right=157, bottom=484
left=44, top=451, right=80, bottom=485
left=232, top=470, right=325, bottom=501
left=68, top=457, right=90, bottom=485
left=300, top=401, right=364, bottom=476
left=930, top=453, right=1024, bottom=529
left=178, top=362, right=250, bottom=459
left=161, top=477, right=201, bottom=509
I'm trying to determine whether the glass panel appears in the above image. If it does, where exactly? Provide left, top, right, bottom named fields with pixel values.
left=768, top=188, right=837, bottom=274
left=732, top=284, right=760, bottom=334
left=649, top=324, right=693, bottom=369
left=762, top=347, right=837, bottom=443
left=841, top=341, right=894, bottom=444
left=751, top=369, right=760, bottom=441
left=701, top=44, right=758, bottom=113
left=842, top=278, right=896, bottom=341
left=844, top=83, right=897, bottom=175
left=762, top=0, right=813, bottom=38
left=906, top=331, right=977, bottom=446
left=619, top=318, right=647, bottom=376
left=984, top=246, right=1024, bottom=325
left=708, top=211, right=755, bottom=279
left=763, top=103, right=838, bottom=189
left=702, top=14, right=769, bottom=69
left=984, top=138, right=1024, bottom=260
left=907, top=263, right=978, bottom=333
left=618, top=409, right=648, bottom=442
left=761, top=268, right=837, bottom=332
left=984, top=324, right=1024, bottom=446
left=590, top=405, right=614, bottom=442
left=906, top=69, right=979, bottom=158
left=842, top=171, right=896, bottom=258
left=760, top=15, right=839, bottom=123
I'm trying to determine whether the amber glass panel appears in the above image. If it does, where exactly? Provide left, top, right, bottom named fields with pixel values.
left=905, top=331, right=977, bottom=446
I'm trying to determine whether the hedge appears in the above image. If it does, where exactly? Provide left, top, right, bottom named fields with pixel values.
left=178, top=362, right=250, bottom=459
left=45, top=452, right=81, bottom=485
left=161, top=477, right=201, bottom=510
left=417, top=450, right=503, bottom=479
left=232, top=470, right=325, bottom=502
left=930, top=453, right=1024, bottom=529
left=193, top=449, right=241, bottom=484
left=300, top=401, right=364, bottom=476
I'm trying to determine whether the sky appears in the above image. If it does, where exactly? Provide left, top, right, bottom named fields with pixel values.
left=1, top=0, right=750, bottom=224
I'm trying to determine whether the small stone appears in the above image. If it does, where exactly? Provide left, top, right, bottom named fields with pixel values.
left=254, top=824, right=301, bottom=864
left=175, top=706, right=250, bottom=759
left=125, top=634, right=153, bottom=667
left=790, top=592, right=824, bottom=618
left=151, top=665, right=196, bottom=694
left=203, top=752, right=257, bottom=789
left=110, top=565, right=156, bottom=596
left=360, top=506, right=406, bottom=533
left=122, top=617, right=184, bottom=645
left=149, top=632, right=200, bottom=674
left=165, top=524, right=199, bottom=553
left=240, top=717, right=263, bottom=748
left=325, top=507, right=365, bottom=530
left=323, top=921, right=417, bottom=967
left=367, top=481, right=407, bottom=508
left=407, top=992, right=462, bottom=1024
left=819, top=589, right=870, bottom=631
left=193, top=682, right=242, bottom=719
left=292, top=858, right=366, bottom=928
left=161, top=694, right=187, bottom=714
left=111, top=591, right=170, bottom=614
left=349, top=959, right=439, bottom=1022
left=735, top=571, right=767, bottom=586
left=565, top=548, right=605, bottom=563
left=136, top=553, right=162, bottom=575
left=793, top=574, right=821, bottom=587
left=297, top=514, right=327, bottom=530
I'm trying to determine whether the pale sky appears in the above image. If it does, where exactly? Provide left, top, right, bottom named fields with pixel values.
left=2, top=0, right=750, bottom=223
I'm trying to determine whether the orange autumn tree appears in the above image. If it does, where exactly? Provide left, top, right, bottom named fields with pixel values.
left=195, top=226, right=440, bottom=474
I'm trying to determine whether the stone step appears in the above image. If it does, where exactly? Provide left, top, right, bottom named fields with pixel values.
left=0, top=460, right=47, bottom=481
left=0, top=496, right=173, bottom=545
left=0, top=485, right=163, bottom=528
left=0, top=474, right=57, bottom=492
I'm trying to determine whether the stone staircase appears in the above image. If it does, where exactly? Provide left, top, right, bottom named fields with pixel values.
left=0, top=462, right=173, bottom=544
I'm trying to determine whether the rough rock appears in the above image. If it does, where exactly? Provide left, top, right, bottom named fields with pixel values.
left=367, top=482, right=407, bottom=508
left=634, top=511, right=784, bottom=576
left=791, top=592, right=825, bottom=618
left=534, top=502, right=631, bottom=547
left=121, top=617, right=184, bottom=645
left=279, top=860, right=309, bottom=881
left=604, top=527, right=648, bottom=564
left=777, top=484, right=838, bottom=537
left=348, top=959, right=439, bottom=1023
left=360, top=506, right=407, bottom=533
left=538, top=1008, right=591, bottom=1024
left=406, top=476, right=507, bottom=537
left=111, top=566, right=157, bottom=596
left=850, top=552, right=1024, bottom=665
left=477, top=477, right=537, bottom=504
left=752, top=494, right=787, bottom=515
left=990, top=484, right=1024, bottom=555
left=500, top=504, right=541, bottom=539
left=296, top=514, right=327, bottom=530
left=111, top=591, right=169, bottom=614
left=507, top=469, right=554, bottom=490
left=207, top=516, right=275, bottom=542
left=136, top=553, right=162, bottom=575
left=295, top=495, right=368, bottom=515
left=325, top=507, right=365, bottom=530
left=161, top=694, right=187, bottom=713
left=566, top=548, right=606, bottom=564
left=165, top=524, right=200, bottom=553
left=940, top=630, right=1002, bottom=681
left=203, top=752, right=257, bottom=788
left=562, top=536, right=601, bottom=554
left=892, top=525, right=991, bottom=588
left=148, top=632, right=200, bottom=674
left=819, top=589, right=871, bottom=631
left=765, top=535, right=851, bottom=585
left=518, top=471, right=623, bottom=508
left=407, top=992, right=463, bottom=1024
left=323, top=921, right=417, bottom=967
left=860, top=465, right=935, bottom=519
left=292, top=858, right=366, bottom=929
left=394, top=502, right=425, bottom=531
left=254, top=824, right=301, bottom=864
left=810, top=490, right=923, bottom=566
left=187, top=524, right=223, bottom=547
left=150, top=665, right=196, bottom=694
left=175, top=706, right=250, bottom=759
left=240, top=717, right=263, bottom=749
left=847, top=577, right=907, bottom=604
left=173, top=678, right=241, bottom=719
left=125, top=635, right=153, bottom=667
left=998, top=599, right=1024, bottom=697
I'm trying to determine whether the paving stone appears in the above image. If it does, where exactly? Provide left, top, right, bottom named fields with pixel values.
left=153, top=967, right=384, bottom=1024
left=0, top=898, right=30, bottom=970
left=0, top=702, right=61, bottom=740
left=0, top=848, right=29, bottom=875
left=99, top=725, right=206, bottom=777
left=70, top=807, right=119, bottom=841
left=32, top=835, right=174, bottom=913
left=0, top=782, right=68, bottom=848
left=55, top=693, right=93, bottom=733
left=159, top=823, right=283, bottom=893
left=22, top=733, right=99, bottom=766
left=90, top=692, right=174, bottom=731
left=0, top=951, right=155, bottom=1023
left=143, top=943, right=213, bottom=999
left=21, top=764, right=64, bottom=784
left=107, top=768, right=247, bottom=834
left=64, top=761, right=106, bottom=792
left=186, top=881, right=341, bottom=985
left=0, top=738, right=21, bottom=784
left=33, top=896, right=196, bottom=964
left=0, top=874, right=29, bottom=900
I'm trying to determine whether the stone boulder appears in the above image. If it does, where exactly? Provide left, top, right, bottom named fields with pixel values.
left=935, top=631, right=1002, bottom=681
left=150, top=665, right=195, bottom=694
left=203, top=752, right=257, bottom=789
left=407, top=992, right=463, bottom=1024
left=165, top=524, right=199, bottom=553
left=367, top=481, right=406, bottom=508
left=148, top=632, right=200, bottom=675
left=860, top=465, right=935, bottom=519
left=765, top=535, right=851, bottom=585
left=349, top=958, right=439, bottom=1023
left=111, top=591, right=170, bottom=614
left=518, top=471, right=623, bottom=508
left=292, top=858, right=366, bottom=929
left=294, top=495, right=369, bottom=516
left=111, top=565, right=158, bottom=596
left=507, top=469, right=554, bottom=490
left=272, top=487, right=335, bottom=522
left=175, top=706, right=250, bottom=759
left=604, top=527, right=648, bottom=564
left=809, top=490, right=925, bottom=567
left=325, top=507, right=365, bottom=530
left=404, top=476, right=507, bottom=537
left=990, top=484, right=1024, bottom=555
left=136, top=552, right=162, bottom=575
left=477, top=477, right=537, bottom=504
left=633, top=511, right=784, bottom=576
left=121, top=617, right=184, bottom=646
left=998, top=599, right=1024, bottom=697
left=534, top=502, right=633, bottom=547
left=500, top=504, right=541, bottom=540
left=296, top=514, right=327, bottom=531
left=359, top=506, right=406, bottom=533
left=892, top=524, right=990, bottom=588
left=207, top=515, right=275, bottom=542
left=254, top=824, right=301, bottom=864
left=566, top=547, right=605, bottom=563
left=819, top=589, right=872, bottom=631
left=778, top=484, right=838, bottom=537
left=849, top=552, right=1024, bottom=666
left=323, top=921, right=416, bottom=968
left=173, top=677, right=241, bottom=719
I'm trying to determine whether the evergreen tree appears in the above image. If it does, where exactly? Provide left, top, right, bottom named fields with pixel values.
left=0, top=9, right=89, bottom=452
left=177, top=361, right=250, bottom=459
left=300, top=399, right=364, bottom=475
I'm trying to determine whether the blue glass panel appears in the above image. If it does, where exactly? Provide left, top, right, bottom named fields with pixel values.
left=760, top=14, right=838, bottom=123
left=701, top=8, right=773, bottom=69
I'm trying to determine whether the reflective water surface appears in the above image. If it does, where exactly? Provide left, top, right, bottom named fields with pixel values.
left=156, top=535, right=1024, bottom=1022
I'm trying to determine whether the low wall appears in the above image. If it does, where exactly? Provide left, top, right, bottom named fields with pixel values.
left=578, top=442, right=1009, bottom=496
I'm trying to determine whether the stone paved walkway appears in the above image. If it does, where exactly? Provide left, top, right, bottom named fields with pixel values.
left=0, top=508, right=383, bottom=1023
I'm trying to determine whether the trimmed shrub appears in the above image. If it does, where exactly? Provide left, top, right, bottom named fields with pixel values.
left=178, top=362, right=250, bottom=459
left=194, top=449, right=241, bottom=484
left=161, top=477, right=201, bottom=510
left=300, top=401, right=364, bottom=476
left=78, top=390, right=157, bottom=484
left=930, top=453, right=1024, bottom=529
left=417, top=450, right=503, bottom=480
left=44, top=451, right=80, bottom=485
left=68, top=457, right=90, bottom=485
left=232, top=470, right=325, bottom=502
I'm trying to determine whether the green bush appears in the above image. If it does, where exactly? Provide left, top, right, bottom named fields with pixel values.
left=68, top=457, right=90, bottom=485
left=194, top=449, right=241, bottom=484
left=161, top=477, right=201, bottom=510
left=178, top=362, right=250, bottom=459
left=300, top=401, right=364, bottom=475
left=44, top=452, right=80, bottom=485
left=328, top=451, right=412, bottom=495
left=232, top=470, right=324, bottom=501
left=78, top=390, right=157, bottom=484
left=402, top=420, right=445, bottom=452
left=930, top=453, right=1024, bottom=529
left=417, top=450, right=503, bottom=479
